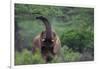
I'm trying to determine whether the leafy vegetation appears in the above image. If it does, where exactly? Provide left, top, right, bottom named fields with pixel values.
left=61, top=30, right=94, bottom=53
left=14, top=3, right=94, bottom=65
left=15, top=49, right=45, bottom=65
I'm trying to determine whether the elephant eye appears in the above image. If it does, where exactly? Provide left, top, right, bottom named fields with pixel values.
left=42, top=38, right=45, bottom=41
left=51, top=40, right=54, bottom=42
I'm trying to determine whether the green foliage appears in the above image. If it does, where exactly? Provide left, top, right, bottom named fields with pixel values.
left=60, top=46, right=80, bottom=62
left=31, top=48, right=45, bottom=64
left=61, top=30, right=94, bottom=53
left=15, top=49, right=44, bottom=65
left=15, top=51, right=24, bottom=65
left=15, top=47, right=81, bottom=65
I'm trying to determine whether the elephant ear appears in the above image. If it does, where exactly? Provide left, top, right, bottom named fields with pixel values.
left=53, top=36, right=61, bottom=54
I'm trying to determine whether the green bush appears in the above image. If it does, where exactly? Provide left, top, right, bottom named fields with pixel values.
left=15, top=51, right=24, bottom=65
left=15, top=49, right=44, bottom=65
left=60, top=46, right=80, bottom=62
left=61, top=30, right=93, bottom=53
left=31, top=48, right=45, bottom=64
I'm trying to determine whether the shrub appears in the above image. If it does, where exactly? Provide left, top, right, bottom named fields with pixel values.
left=15, top=49, right=44, bottom=65
left=61, top=30, right=94, bottom=53
left=31, top=48, right=45, bottom=64
left=15, top=51, right=24, bottom=65
left=60, top=46, right=80, bottom=62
